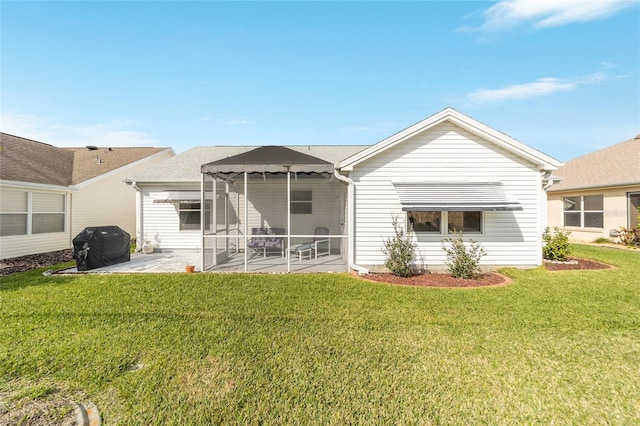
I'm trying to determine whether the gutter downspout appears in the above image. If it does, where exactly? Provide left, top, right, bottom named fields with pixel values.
left=333, top=169, right=369, bottom=275
left=125, top=179, right=143, bottom=252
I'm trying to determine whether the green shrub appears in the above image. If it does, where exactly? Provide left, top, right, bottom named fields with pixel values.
left=593, top=237, right=611, bottom=244
left=542, top=226, right=572, bottom=261
left=442, top=231, right=486, bottom=279
left=382, top=216, right=416, bottom=277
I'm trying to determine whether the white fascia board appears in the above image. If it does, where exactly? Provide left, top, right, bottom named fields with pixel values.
left=0, top=180, right=75, bottom=192
left=76, top=148, right=175, bottom=189
left=339, top=107, right=562, bottom=172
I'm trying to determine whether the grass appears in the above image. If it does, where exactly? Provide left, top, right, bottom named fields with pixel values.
left=1, top=244, right=639, bottom=424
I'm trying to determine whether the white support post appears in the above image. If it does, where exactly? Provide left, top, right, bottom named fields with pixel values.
left=200, top=172, right=206, bottom=271
left=244, top=171, right=248, bottom=273
left=287, top=170, right=291, bottom=273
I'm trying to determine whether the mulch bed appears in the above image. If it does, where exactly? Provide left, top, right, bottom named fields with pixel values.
left=543, top=257, right=613, bottom=271
left=0, top=249, right=73, bottom=277
left=362, top=257, right=614, bottom=288
left=362, top=272, right=510, bottom=288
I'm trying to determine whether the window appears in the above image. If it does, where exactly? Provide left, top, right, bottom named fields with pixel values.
left=407, top=211, right=483, bottom=234
left=290, top=190, right=312, bottom=214
left=448, top=211, right=482, bottom=233
left=178, top=201, right=212, bottom=231
left=179, top=202, right=201, bottom=231
left=0, top=190, right=66, bottom=236
left=0, top=191, right=28, bottom=236
left=32, top=193, right=65, bottom=234
left=408, top=211, right=441, bottom=233
left=563, top=195, right=603, bottom=228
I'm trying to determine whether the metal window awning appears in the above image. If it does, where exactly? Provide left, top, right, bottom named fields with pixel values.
left=153, top=191, right=201, bottom=203
left=393, top=182, right=523, bottom=211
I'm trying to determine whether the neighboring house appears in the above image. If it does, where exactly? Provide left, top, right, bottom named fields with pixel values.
left=128, top=108, right=561, bottom=273
left=0, top=133, right=175, bottom=259
left=547, top=135, right=640, bottom=241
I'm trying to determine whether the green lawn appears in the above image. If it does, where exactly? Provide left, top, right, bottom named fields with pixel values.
left=1, top=244, right=639, bottom=424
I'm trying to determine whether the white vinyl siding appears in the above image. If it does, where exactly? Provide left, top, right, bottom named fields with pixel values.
left=350, top=122, right=543, bottom=269
left=139, top=179, right=347, bottom=251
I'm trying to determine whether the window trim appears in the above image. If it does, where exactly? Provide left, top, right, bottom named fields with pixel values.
left=407, top=211, right=484, bottom=235
left=0, top=190, right=67, bottom=237
left=178, top=201, right=205, bottom=232
left=562, top=195, right=604, bottom=229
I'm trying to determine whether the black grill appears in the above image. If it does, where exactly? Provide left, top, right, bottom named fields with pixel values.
left=72, top=226, right=130, bottom=271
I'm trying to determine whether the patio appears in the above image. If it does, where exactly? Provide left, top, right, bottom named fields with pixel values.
left=58, top=250, right=348, bottom=274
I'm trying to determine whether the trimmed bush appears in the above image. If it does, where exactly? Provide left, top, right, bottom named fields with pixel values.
left=442, top=231, right=486, bottom=279
left=382, top=216, right=416, bottom=277
left=542, top=226, right=572, bottom=261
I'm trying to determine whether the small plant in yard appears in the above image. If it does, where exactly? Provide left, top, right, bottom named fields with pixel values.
left=442, top=231, right=486, bottom=279
left=542, top=226, right=572, bottom=261
left=615, top=226, right=639, bottom=246
left=382, top=216, right=416, bottom=277
left=593, top=237, right=611, bottom=244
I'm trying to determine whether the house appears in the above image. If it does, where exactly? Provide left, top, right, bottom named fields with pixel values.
left=0, top=133, right=175, bottom=259
left=546, top=135, right=640, bottom=241
left=127, top=108, right=561, bottom=273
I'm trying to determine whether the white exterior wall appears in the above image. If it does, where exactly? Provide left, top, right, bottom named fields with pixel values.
left=547, top=185, right=640, bottom=241
left=349, top=123, right=544, bottom=270
left=72, top=150, right=174, bottom=240
left=71, top=170, right=138, bottom=239
left=0, top=187, right=72, bottom=259
left=139, top=178, right=347, bottom=251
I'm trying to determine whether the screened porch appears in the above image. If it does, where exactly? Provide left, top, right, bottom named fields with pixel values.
left=199, top=146, right=349, bottom=273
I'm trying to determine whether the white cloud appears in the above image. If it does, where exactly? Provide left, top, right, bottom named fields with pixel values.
left=467, top=72, right=607, bottom=104
left=472, top=0, right=635, bottom=31
left=0, top=112, right=158, bottom=147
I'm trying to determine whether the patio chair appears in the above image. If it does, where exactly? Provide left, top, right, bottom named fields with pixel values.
left=291, top=226, right=330, bottom=262
left=247, top=227, right=267, bottom=255
left=262, top=227, right=286, bottom=258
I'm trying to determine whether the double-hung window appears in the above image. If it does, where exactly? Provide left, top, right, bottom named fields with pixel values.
left=0, top=190, right=66, bottom=236
left=563, top=195, right=603, bottom=228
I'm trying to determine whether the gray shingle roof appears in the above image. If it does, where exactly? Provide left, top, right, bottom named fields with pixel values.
left=0, top=132, right=171, bottom=186
left=128, top=145, right=369, bottom=182
left=548, top=135, right=640, bottom=192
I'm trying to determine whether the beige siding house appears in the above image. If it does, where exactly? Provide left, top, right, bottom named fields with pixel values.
left=0, top=133, right=174, bottom=259
left=130, top=108, right=561, bottom=273
left=547, top=135, right=640, bottom=242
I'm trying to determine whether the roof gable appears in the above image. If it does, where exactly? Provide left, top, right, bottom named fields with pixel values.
left=548, top=135, right=640, bottom=192
left=339, top=107, right=561, bottom=172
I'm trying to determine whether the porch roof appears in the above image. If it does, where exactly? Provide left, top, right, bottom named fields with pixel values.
left=201, top=146, right=334, bottom=174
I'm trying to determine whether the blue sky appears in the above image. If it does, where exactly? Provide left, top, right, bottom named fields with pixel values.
left=1, top=1, right=639, bottom=162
